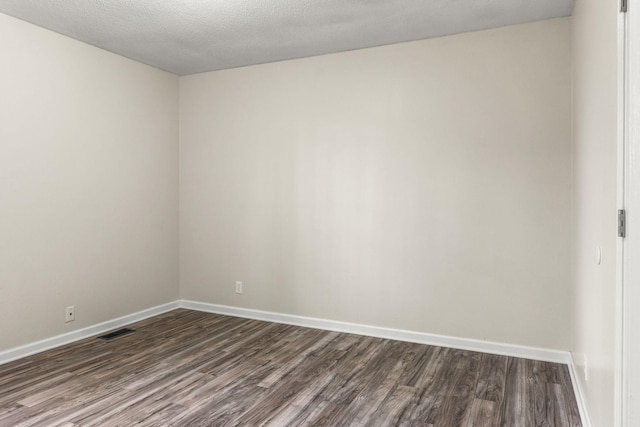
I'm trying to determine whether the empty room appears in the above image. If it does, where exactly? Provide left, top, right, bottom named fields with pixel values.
left=1, top=0, right=634, bottom=426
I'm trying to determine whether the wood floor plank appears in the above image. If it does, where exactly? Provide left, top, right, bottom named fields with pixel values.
left=401, top=348, right=464, bottom=424
left=341, top=354, right=410, bottom=425
left=431, top=350, right=482, bottom=426
left=301, top=401, right=348, bottom=426
left=366, top=385, right=419, bottom=426
left=461, top=398, right=496, bottom=427
left=475, top=353, right=507, bottom=403
left=498, top=357, right=528, bottom=427
left=0, top=309, right=583, bottom=426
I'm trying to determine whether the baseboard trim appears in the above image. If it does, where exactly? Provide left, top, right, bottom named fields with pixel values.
left=180, top=300, right=572, bottom=364
left=567, top=353, right=593, bottom=427
left=0, top=301, right=180, bottom=366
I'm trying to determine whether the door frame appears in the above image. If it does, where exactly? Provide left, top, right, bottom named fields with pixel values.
left=615, top=3, right=625, bottom=424
left=618, top=2, right=638, bottom=426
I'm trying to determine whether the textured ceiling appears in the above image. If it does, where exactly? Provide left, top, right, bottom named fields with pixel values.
left=0, top=0, right=574, bottom=76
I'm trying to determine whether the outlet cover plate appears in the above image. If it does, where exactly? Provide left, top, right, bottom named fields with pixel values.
left=65, top=306, right=75, bottom=323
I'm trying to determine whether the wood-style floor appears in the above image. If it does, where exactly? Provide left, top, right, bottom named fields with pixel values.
left=0, top=309, right=582, bottom=426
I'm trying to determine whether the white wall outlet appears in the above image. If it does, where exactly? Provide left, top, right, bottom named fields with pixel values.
left=65, top=305, right=75, bottom=323
left=235, top=281, right=243, bottom=294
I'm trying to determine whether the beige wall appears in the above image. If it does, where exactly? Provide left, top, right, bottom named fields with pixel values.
left=0, top=14, right=180, bottom=351
left=571, top=0, right=619, bottom=424
left=180, top=18, right=572, bottom=350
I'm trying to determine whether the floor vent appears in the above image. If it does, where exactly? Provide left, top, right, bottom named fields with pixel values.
left=98, top=328, right=135, bottom=340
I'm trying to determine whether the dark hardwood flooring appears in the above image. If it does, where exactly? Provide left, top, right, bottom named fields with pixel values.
left=0, top=309, right=582, bottom=426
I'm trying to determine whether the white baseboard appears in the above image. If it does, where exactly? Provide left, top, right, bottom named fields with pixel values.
left=0, top=301, right=179, bottom=366
left=567, top=353, right=593, bottom=427
left=180, top=300, right=572, bottom=364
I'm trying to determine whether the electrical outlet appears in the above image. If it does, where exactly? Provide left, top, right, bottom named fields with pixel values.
left=235, top=281, right=243, bottom=294
left=65, top=306, right=75, bottom=323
